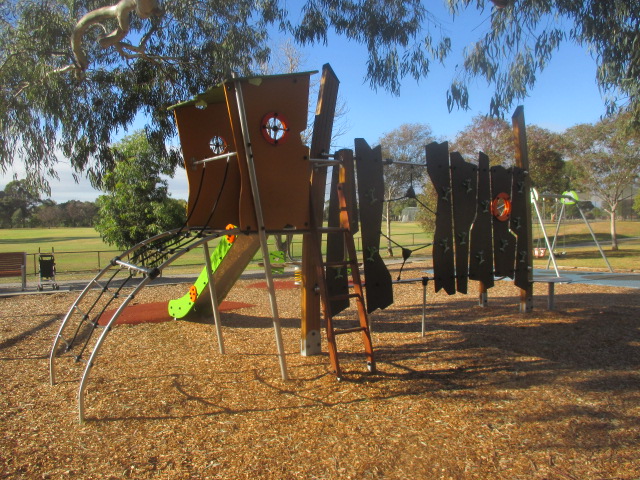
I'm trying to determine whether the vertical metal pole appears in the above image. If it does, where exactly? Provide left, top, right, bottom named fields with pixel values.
left=546, top=203, right=565, bottom=270
left=203, top=242, right=225, bottom=354
left=232, top=74, right=289, bottom=380
left=532, top=196, right=560, bottom=276
left=421, top=277, right=428, bottom=337
left=576, top=205, right=614, bottom=272
left=548, top=282, right=555, bottom=310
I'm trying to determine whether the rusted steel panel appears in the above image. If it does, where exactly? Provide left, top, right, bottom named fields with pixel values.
left=469, top=152, right=494, bottom=289
left=490, top=166, right=516, bottom=278
left=426, top=141, right=456, bottom=295
left=450, top=152, right=478, bottom=294
left=172, top=102, right=241, bottom=229
left=225, top=73, right=313, bottom=232
left=510, top=167, right=530, bottom=290
left=354, top=138, right=393, bottom=313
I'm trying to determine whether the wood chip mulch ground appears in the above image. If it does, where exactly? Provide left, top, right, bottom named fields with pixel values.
left=1, top=262, right=639, bottom=479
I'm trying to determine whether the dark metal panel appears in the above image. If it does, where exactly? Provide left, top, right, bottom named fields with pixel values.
left=490, top=166, right=516, bottom=278
left=172, top=103, right=241, bottom=229
left=354, top=138, right=393, bottom=313
left=425, top=141, right=456, bottom=295
left=510, top=167, right=531, bottom=290
left=469, top=152, right=494, bottom=289
left=450, top=152, right=478, bottom=294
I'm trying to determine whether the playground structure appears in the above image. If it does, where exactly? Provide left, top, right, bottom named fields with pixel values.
left=49, top=65, right=384, bottom=422
left=49, top=65, right=550, bottom=423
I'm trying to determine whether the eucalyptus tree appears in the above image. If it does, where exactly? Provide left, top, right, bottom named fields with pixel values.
left=450, top=115, right=513, bottom=166
left=564, top=113, right=640, bottom=250
left=379, top=123, right=435, bottom=256
left=2, top=0, right=638, bottom=194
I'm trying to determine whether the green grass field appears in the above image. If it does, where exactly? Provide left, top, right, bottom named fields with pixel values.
left=532, top=220, right=640, bottom=271
left=1, top=220, right=638, bottom=285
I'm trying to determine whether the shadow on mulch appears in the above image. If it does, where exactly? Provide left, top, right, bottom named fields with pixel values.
left=0, top=315, right=60, bottom=351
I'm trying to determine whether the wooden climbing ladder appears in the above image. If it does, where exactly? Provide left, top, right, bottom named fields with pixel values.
left=309, top=172, right=376, bottom=380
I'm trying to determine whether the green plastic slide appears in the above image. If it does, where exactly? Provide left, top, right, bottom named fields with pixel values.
left=167, top=233, right=260, bottom=320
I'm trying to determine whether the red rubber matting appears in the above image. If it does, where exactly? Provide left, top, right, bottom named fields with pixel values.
left=247, top=280, right=299, bottom=290
left=98, top=300, right=254, bottom=326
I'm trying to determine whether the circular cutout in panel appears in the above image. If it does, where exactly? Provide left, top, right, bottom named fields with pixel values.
left=491, top=192, right=512, bottom=222
left=209, top=135, right=227, bottom=155
left=261, top=112, right=289, bottom=144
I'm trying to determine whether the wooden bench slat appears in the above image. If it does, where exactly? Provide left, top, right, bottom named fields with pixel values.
left=0, top=252, right=27, bottom=290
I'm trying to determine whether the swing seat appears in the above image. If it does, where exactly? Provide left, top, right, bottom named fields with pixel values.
left=533, top=247, right=547, bottom=258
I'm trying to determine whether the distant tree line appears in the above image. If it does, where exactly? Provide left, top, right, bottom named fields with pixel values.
left=0, top=179, right=98, bottom=228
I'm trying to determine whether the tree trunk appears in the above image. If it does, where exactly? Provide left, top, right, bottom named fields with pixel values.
left=610, top=206, right=618, bottom=251
left=386, top=201, right=393, bottom=257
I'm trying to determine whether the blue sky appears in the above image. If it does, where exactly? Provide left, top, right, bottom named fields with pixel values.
left=1, top=4, right=607, bottom=202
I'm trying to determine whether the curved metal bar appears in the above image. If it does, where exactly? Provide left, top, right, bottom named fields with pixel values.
left=49, top=229, right=186, bottom=385
left=77, top=274, right=154, bottom=423
left=74, top=230, right=229, bottom=422
left=51, top=227, right=259, bottom=422
left=49, top=263, right=126, bottom=385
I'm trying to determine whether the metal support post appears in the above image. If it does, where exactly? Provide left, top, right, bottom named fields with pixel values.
left=203, top=242, right=225, bottom=354
left=576, top=204, right=614, bottom=273
left=531, top=195, right=560, bottom=276
left=233, top=74, right=289, bottom=380
left=421, top=277, right=428, bottom=337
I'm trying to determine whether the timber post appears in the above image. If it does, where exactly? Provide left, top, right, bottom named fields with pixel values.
left=301, top=64, right=339, bottom=355
left=511, top=106, right=534, bottom=312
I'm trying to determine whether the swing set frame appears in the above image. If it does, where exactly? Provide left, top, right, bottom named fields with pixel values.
left=531, top=191, right=613, bottom=274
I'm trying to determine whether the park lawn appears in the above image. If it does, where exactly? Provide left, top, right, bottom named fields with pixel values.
left=532, top=220, right=640, bottom=271
left=0, top=227, right=222, bottom=278
left=532, top=242, right=640, bottom=271
left=0, top=227, right=110, bottom=254
left=534, top=219, right=640, bottom=243
left=1, top=221, right=638, bottom=281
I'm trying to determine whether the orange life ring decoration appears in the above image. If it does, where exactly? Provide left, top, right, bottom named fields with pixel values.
left=261, top=112, right=289, bottom=145
left=188, top=285, right=198, bottom=303
left=225, top=223, right=237, bottom=244
left=491, top=192, right=512, bottom=222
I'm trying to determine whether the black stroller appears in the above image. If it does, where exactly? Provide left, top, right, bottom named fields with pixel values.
left=38, top=249, right=59, bottom=291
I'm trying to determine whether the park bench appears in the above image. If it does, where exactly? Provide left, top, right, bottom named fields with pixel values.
left=0, top=252, right=27, bottom=290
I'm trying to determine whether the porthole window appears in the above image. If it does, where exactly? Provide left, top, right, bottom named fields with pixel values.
left=261, top=112, right=289, bottom=145
left=491, top=193, right=512, bottom=222
left=209, top=135, right=227, bottom=155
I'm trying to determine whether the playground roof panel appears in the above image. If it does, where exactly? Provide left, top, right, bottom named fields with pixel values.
left=168, top=70, right=318, bottom=111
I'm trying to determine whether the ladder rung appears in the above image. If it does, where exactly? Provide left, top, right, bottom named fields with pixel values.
left=330, top=293, right=361, bottom=302
left=323, top=260, right=357, bottom=268
left=334, top=327, right=367, bottom=335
